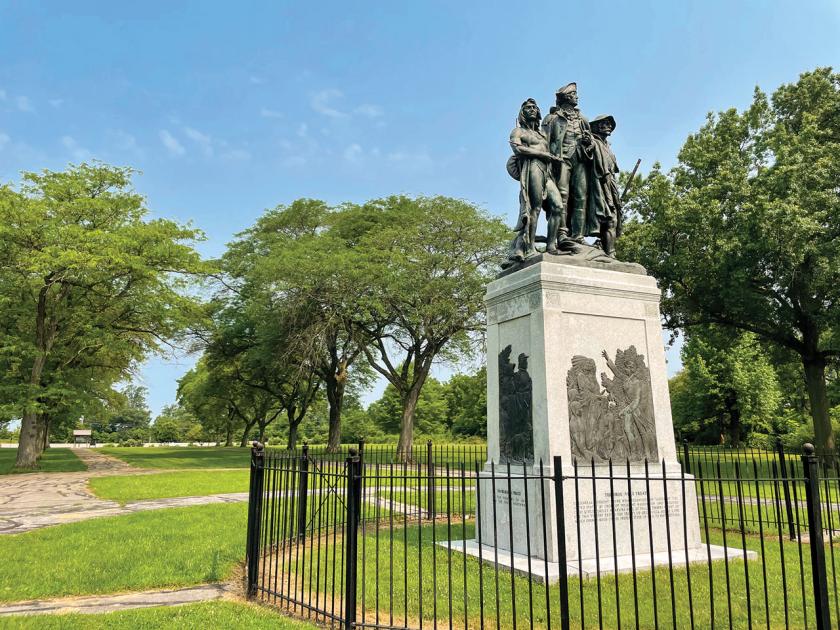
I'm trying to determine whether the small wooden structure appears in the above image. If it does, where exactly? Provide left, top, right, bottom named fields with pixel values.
left=73, top=429, right=92, bottom=446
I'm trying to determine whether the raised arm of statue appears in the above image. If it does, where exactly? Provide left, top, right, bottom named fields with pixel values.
left=601, top=349, right=618, bottom=375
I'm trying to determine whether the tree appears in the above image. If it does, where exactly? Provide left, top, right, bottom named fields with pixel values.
left=230, top=200, right=371, bottom=451
left=178, top=359, right=244, bottom=447
left=621, top=68, right=840, bottom=454
left=336, top=196, right=507, bottom=460
left=151, top=404, right=202, bottom=443
left=669, top=328, right=783, bottom=445
left=0, top=164, right=207, bottom=468
left=444, top=367, right=487, bottom=438
left=367, top=377, right=451, bottom=437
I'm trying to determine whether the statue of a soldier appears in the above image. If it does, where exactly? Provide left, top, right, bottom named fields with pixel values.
left=541, top=83, right=596, bottom=251
left=504, top=98, right=564, bottom=265
left=589, top=114, right=622, bottom=258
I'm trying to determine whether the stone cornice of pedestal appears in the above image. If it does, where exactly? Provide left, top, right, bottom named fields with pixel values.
left=486, top=259, right=661, bottom=308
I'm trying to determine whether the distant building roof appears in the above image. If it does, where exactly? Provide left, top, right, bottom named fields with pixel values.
left=73, top=430, right=92, bottom=436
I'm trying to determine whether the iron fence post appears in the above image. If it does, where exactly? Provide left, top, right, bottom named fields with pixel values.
left=682, top=439, right=691, bottom=475
left=553, top=455, right=570, bottom=630
left=344, top=448, right=362, bottom=629
left=777, top=437, right=796, bottom=540
left=427, top=439, right=435, bottom=520
left=246, top=441, right=265, bottom=598
left=803, top=443, right=831, bottom=630
left=297, top=442, right=309, bottom=541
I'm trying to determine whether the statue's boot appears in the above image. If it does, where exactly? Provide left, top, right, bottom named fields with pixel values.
left=568, top=205, right=586, bottom=242
left=600, top=221, right=616, bottom=258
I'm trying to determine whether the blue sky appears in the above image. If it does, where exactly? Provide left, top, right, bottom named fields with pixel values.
left=1, top=1, right=838, bottom=417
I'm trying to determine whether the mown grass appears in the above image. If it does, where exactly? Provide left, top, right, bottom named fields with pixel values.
left=1, top=601, right=318, bottom=629
left=0, top=503, right=247, bottom=602
left=0, top=448, right=86, bottom=475
left=99, top=446, right=251, bottom=469
left=270, top=518, right=838, bottom=630
left=89, top=470, right=251, bottom=503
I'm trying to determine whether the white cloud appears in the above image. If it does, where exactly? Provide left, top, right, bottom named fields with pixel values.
left=310, top=89, right=347, bottom=118
left=249, top=75, right=265, bottom=85
left=297, top=123, right=308, bottom=138
left=61, top=135, right=91, bottom=161
left=159, top=130, right=185, bottom=156
left=49, top=99, right=64, bottom=108
left=0, top=90, right=6, bottom=101
left=343, top=143, right=363, bottom=163
left=260, top=107, right=283, bottom=119
left=183, top=126, right=213, bottom=156
left=16, top=96, right=33, bottom=112
left=0, top=132, right=9, bottom=150
left=354, top=104, right=383, bottom=118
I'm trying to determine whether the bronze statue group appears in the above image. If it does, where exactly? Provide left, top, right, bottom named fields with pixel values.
left=505, top=83, right=625, bottom=267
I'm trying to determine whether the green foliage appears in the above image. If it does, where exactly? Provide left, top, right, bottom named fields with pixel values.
left=367, top=378, right=450, bottom=437
left=0, top=163, right=209, bottom=465
left=622, top=68, right=840, bottom=451
left=445, top=367, right=487, bottom=438
left=670, top=329, right=784, bottom=445
left=151, top=404, right=203, bottom=443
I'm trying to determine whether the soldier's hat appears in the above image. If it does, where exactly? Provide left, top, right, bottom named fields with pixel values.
left=590, top=114, right=616, bottom=130
left=518, top=352, right=529, bottom=362
left=555, top=82, right=577, bottom=96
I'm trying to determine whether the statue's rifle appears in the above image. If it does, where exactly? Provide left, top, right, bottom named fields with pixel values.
left=615, top=158, right=641, bottom=237
left=620, top=158, right=642, bottom=202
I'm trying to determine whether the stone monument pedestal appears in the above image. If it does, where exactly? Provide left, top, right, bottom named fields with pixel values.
left=451, top=256, right=754, bottom=581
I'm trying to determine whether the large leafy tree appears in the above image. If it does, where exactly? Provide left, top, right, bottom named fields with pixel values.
left=669, top=328, right=784, bottom=445
left=622, top=68, right=840, bottom=454
left=334, top=196, right=507, bottom=460
left=177, top=358, right=245, bottom=447
left=228, top=199, right=370, bottom=451
left=0, top=164, right=207, bottom=468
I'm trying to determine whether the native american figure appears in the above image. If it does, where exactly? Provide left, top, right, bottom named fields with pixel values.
left=567, top=346, right=658, bottom=463
left=498, top=345, right=534, bottom=464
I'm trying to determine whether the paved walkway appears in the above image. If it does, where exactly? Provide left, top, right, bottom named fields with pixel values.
left=0, top=583, right=232, bottom=616
left=0, top=449, right=249, bottom=535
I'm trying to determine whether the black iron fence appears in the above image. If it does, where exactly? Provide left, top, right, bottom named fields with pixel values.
left=246, top=443, right=840, bottom=629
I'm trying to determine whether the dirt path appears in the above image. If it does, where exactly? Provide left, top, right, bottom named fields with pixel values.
left=0, top=583, right=233, bottom=617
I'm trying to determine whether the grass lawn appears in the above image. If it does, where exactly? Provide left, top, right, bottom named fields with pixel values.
left=263, top=517, right=835, bottom=630
left=0, top=448, right=86, bottom=475
left=0, top=503, right=247, bottom=602
left=1, top=601, right=318, bottom=629
left=99, top=446, right=250, bottom=469
left=89, top=470, right=251, bottom=503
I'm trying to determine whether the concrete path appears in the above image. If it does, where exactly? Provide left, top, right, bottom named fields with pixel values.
left=0, top=583, right=232, bottom=617
left=0, top=449, right=250, bottom=535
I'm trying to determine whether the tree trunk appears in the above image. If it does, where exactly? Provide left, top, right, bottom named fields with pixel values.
left=15, top=354, right=49, bottom=468
left=803, top=353, right=834, bottom=458
left=287, top=421, right=300, bottom=451
left=41, top=415, right=51, bottom=451
left=325, top=375, right=345, bottom=452
left=257, top=420, right=267, bottom=445
left=240, top=420, right=256, bottom=447
left=15, top=411, right=42, bottom=469
left=396, top=386, right=422, bottom=463
left=224, top=424, right=234, bottom=447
